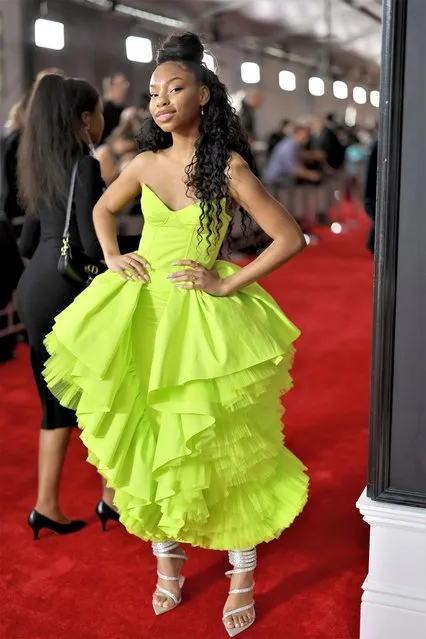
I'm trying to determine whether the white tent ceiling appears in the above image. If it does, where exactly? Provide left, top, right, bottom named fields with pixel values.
left=79, top=0, right=382, bottom=79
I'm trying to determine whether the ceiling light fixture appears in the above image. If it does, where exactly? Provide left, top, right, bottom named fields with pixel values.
left=353, top=86, right=367, bottom=104
left=125, top=36, right=153, bottom=63
left=241, top=62, right=260, bottom=84
left=309, top=77, right=325, bottom=97
left=279, top=70, right=296, bottom=92
left=333, top=80, right=348, bottom=100
left=115, top=3, right=187, bottom=29
left=34, top=18, right=65, bottom=50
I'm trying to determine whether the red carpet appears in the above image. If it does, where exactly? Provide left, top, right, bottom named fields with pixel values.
left=0, top=222, right=373, bottom=639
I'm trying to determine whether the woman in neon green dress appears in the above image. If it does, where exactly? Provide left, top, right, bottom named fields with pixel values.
left=43, top=32, right=309, bottom=636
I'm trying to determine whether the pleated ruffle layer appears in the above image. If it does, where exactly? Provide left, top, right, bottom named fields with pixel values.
left=43, top=260, right=308, bottom=550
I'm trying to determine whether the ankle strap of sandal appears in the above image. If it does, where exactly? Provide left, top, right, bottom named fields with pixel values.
left=152, top=541, right=182, bottom=560
left=226, top=548, right=257, bottom=577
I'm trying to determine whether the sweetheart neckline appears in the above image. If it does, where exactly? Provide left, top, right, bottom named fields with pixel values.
left=142, top=183, right=229, bottom=218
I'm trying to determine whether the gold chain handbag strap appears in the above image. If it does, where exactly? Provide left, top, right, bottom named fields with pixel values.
left=60, top=161, right=79, bottom=253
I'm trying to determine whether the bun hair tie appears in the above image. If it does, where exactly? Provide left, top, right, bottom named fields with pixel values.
left=156, top=32, right=205, bottom=66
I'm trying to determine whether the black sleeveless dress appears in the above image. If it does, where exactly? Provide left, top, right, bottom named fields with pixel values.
left=16, top=152, right=104, bottom=429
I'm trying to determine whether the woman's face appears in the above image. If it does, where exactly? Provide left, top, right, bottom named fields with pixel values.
left=149, top=62, right=209, bottom=133
left=85, top=99, right=104, bottom=146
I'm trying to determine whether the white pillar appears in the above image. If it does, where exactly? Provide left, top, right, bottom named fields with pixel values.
left=356, top=488, right=426, bottom=639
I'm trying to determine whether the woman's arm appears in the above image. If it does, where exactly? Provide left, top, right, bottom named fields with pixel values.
left=19, top=213, right=40, bottom=260
left=92, top=153, right=149, bottom=280
left=223, top=153, right=306, bottom=294
left=171, top=154, right=306, bottom=296
left=95, top=145, right=120, bottom=186
left=74, top=156, right=104, bottom=260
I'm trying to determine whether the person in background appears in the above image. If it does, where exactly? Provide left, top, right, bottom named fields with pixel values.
left=319, top=113, right=346, bottom=171
left=114, top=98, right=152, bottom=252
left=121, top=92, right=151, bottom=130
left=1, top=68, right=64, bottom=238
left=266, top=118, right=293, bottom=159
left=34, top=67, right=64, bottom=86
left=239, top=89, right=262, bottom=144
left=263, top=123, right=321, bottom=186
left=16, top=74, right=119, bottom=541
left=96, top=117, right=138, bottom=185
left=1, top=93, right=30, bottom=237
left=345, top=132, right=366, bottom=203
left=136, top=92, right=151, bottom=121
left=363, top=138, right=378, bottom=253
left=101, top=72, right=130, bottom=142
left=303, top=116, right=327, bottom=173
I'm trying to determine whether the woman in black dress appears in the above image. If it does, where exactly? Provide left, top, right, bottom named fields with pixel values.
left=17, top=74, right=118, bottom=538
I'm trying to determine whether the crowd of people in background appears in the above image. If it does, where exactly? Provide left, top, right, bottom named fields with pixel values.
left=0, top=68, right=378, bottom=365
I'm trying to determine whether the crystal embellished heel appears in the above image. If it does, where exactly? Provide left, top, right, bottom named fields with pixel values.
left=152, top=541, right=187, bottom=616
left=223, top=548, right=257, bottom=637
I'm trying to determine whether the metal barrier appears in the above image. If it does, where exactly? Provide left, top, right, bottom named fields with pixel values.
left=268, top=166, right=365, bottom=231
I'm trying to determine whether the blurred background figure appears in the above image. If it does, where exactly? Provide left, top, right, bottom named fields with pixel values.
left=344, top=132, right=367, bottom=211
left=263, top=123, right=321, bottom=186
left=239, top=89, right=263, bottom=145
left=363, top=138, right=378, bottom=253
left=96, top=113, right=142, bottom=252
left=1, top=93, right=30, bottom=238
left=101, top=72, right=130, bottom=142
left=96, top=116, right=139, bottom=185
left=266, top=118, right=293, bottom=160
left=120, top=92, right=151, bottom=130
left=34, top=67, right=64, bottom=86
left=319, top=113, right=347, bottom=172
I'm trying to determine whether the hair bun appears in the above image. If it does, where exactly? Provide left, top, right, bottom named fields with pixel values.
left=156, top=32, right=204, bottom=66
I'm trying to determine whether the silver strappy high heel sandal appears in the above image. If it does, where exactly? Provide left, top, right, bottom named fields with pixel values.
left=152, top=541, right=187, bottom=616
left=222, top=548, right=257, bottom=637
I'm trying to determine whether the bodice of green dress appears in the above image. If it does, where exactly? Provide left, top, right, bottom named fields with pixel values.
left=138, top=184, right=230, bottom=273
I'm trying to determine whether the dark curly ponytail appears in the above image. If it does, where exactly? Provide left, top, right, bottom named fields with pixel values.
left=137, top=32, right=255, bottom=251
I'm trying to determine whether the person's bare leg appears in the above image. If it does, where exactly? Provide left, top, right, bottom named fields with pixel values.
left=101, top=477, right=116, bottom=510
left=223, top=549, right=256, bottom=633
left=34, top=427, right=73, bottom=523
left=152, top=542, right=187, bottom=611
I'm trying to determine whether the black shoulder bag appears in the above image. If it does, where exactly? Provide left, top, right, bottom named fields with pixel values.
left=58, top=162, right=106, bottom=286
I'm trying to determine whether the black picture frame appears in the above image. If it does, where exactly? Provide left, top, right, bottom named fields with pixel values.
left=367, top=0, right=426, bottom=507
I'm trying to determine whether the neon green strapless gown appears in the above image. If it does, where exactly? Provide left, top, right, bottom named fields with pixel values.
left=43, top=185, right=308, bottom=550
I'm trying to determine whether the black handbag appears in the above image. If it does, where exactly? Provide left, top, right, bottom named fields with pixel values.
left=58, top=161, right=106, bottom=286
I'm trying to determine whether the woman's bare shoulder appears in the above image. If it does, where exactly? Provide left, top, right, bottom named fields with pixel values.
left=131, top=150, right=157, bottom=168
left=123, top=150, right=159, bottom=180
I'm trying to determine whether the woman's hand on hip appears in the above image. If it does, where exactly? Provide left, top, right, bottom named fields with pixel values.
left=105, top=252, right=150, bottom=282
left=168, top=260, right=230, bottom=297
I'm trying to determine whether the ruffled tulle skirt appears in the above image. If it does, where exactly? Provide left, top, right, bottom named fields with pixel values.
left=43, top=260, right=308, bottom=550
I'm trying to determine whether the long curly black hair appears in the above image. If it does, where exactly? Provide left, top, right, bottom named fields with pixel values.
left=137, top=32, right=256, bottom=252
